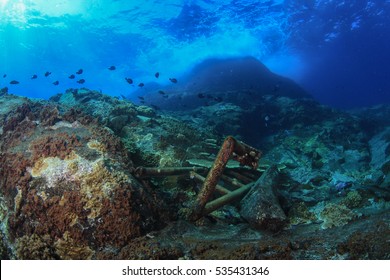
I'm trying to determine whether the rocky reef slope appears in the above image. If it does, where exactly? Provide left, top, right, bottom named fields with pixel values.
left=0, top=87, right=389, bottom=259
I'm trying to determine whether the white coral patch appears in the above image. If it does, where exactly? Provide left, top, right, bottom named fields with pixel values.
left=28, top=154, right=95, bottom=189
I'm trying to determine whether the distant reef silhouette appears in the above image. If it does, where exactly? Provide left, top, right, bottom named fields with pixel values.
left=138, top=56, right=312, bottom=110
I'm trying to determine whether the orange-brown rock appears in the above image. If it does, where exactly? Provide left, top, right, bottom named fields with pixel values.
left=0, top=102, right=168, bottom=259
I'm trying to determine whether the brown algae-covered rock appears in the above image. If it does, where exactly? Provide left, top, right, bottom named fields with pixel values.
left=0, top=99, right=167, bottom=259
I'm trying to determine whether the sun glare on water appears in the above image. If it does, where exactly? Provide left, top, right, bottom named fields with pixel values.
left=0, top=0, right=9, bottom=8
left=0, top=0, right=29, bottom=26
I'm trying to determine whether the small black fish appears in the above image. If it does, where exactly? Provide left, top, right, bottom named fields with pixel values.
left=77, top=79, right=85, bottom=84
left=155, top=72, right=159, bottom=78
left=138, top=96, right=144, bottom=100
left=10, top=80, right=19, bottom=85
left=2, top=74, right=6, bottom=78
left=68, top=74, right=75, bottom=79
left=53, top=81, right=59, bottom=86
left=108, top=66, right=116, bottom=70
left=158, top=90, right=166, bottom=95
left=44, top=71, right=51, bottom=77
left=198, top=93, right=205, bottom=98
left=138, top=83, right=144, bottom=87
left=120, top=94, right=127, bottom=100
left=169, top=78, right=178, bottom=83
left=31, top=74, right=38, bottom=79
left=125, top=77, right=133, bottom=84
left=76, top=69, right=83, bottom=75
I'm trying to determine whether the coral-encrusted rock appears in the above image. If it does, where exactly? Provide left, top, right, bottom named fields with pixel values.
left=0, top=100, right=167, bottom=259
left=369, top=127, right=390, bottom=173
left=240, top=165, right=287, bottom=232
left=319, top=203, right=357, bottom=229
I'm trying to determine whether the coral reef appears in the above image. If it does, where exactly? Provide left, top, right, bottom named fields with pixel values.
left=1, top=88, right=390, bottom=260
left=342, top=191, right=363, bottom=209
left=288, top=202, right=316, bottom=226
left=319, top=203, right=357, bottom=229
left=113, top=211, right=390, bottom=260
left=337, top=221, right=390, bottom=259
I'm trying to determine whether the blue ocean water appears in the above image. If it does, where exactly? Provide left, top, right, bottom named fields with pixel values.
left=0, top=0, right=389, bottom=109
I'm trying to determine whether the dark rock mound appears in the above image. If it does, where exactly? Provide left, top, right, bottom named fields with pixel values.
left=185, top=56, right=309, bottom=98
left=140, top=56, right=312, bottom=110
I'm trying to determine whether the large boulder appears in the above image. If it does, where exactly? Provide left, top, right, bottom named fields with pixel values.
left=240, top=165, right=287, bottom=232
left=0, top=98, right=167, bottom=259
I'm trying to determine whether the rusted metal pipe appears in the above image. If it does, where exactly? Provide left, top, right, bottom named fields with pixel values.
left=189, top=136, right=261, bottom=221
left=190, top=171, right=231, bottom=195
left=203, top=183, right=254, bottom=216
left=220, top=174, right=245, bottom=188
left=133, top=166, right=208, bottom=178
left=225, top=170, right=256, bottom=184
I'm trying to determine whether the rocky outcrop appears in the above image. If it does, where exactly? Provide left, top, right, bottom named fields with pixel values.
left=240, top=165, right=287, bottom=232
left=1, top=86, right=390, bottom=260
left=136, top=56, right=311, bottom=110
left=0, top=97, right=168, bottom=259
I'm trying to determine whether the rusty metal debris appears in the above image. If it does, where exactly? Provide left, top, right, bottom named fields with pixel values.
left=134, top=166, right=208, bottom=178
left=188, top=136, right=261, bottom=221
left=132, top=136, right=262, bottom=222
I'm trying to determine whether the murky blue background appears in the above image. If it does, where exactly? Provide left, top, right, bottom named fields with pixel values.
left=1, top=0, right=389, bottom=108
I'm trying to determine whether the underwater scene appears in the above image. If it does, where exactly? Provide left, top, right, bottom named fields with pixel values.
left=0, top=0, right=389, bottom=260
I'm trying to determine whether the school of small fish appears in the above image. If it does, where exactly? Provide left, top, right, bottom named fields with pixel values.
left=2, top=65, right=224, bottom=107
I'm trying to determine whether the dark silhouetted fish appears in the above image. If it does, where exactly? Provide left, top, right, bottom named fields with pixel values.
left=158, top=90, right=166, bottom=95
left=2, top=74, right=6, bottom=78
left=31, top=74, right=38, bottom=79
left=44, top=71, right=51, bottom=77
left=155, top=72, right=159, bottom=78
left=77, top=79, right=85, bottom=84
left=169, top=78, right=178, bottom=83
left=68, top=74, right=75, bottom=79
left=108, top=66, right=116, bottom=70
left=53, top=81, right=59, bottom=86
left=138, top=83, right=144, bottom=87
left=10, top=80, right=19, bottom=84
left=198, top=93, right=205, bottom=98
left=138, top=96, right=144, bottom=100
left=120, top=94, right=127, bottom=100
left=125, top=77, right=133, bottom=84
left=76, top=69, right=83, bottom=74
